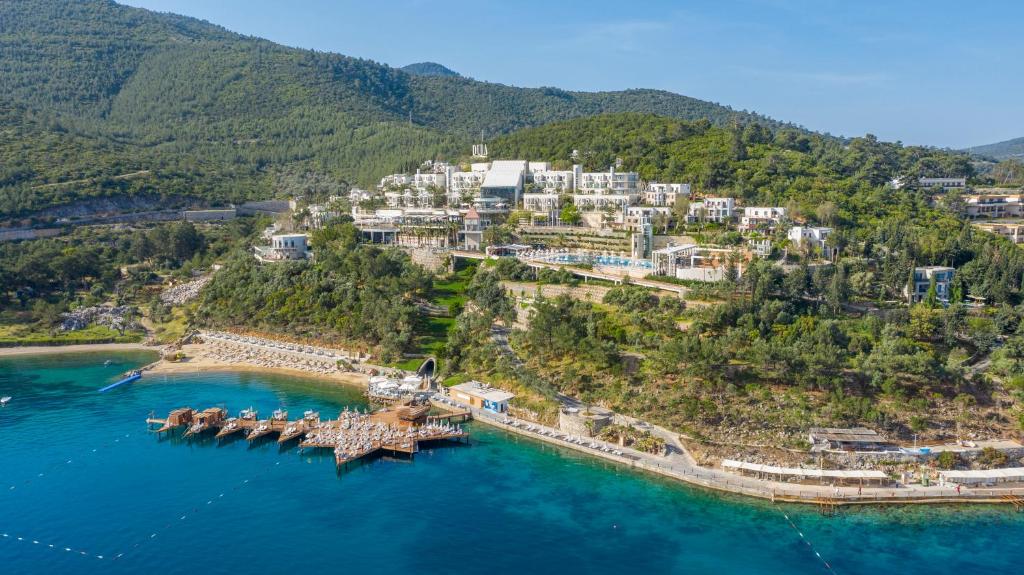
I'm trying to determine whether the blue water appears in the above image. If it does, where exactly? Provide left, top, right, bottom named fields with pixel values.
left=2, top=352, right=1022, bottom=574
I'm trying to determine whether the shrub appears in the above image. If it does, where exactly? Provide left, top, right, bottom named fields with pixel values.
left=977, top=447, right=1008, bottom=468
left=936, top=451, right=961, bottom=470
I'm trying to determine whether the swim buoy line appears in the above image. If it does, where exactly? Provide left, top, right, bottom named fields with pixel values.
left=3, top=433, right=133, bottom=494
left=777, top=507, right=838, bottom=574
left=2, top=438, right=284, bottom=563
left=115, top=460, right=283, bottom=560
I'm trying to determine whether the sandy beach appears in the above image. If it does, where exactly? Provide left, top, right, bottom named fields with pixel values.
left=0, top=343, right=154, bottom=357
left=0, top=341, right=370, bottom=389
left=147, top=343, right=370, bottom=388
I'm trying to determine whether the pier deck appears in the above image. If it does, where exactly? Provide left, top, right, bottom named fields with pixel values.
left=147, top=402, right=468, bottom=469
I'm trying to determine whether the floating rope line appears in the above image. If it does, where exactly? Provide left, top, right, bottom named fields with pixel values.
left=3, top=433, right=134, bottom=493
left=2, top=459, right=284, bottom=563
left=778, top=507, right=838, bottom=574
left=114, top=459, right=283, bottom=561
left=1, top=531, right=111, bottom=561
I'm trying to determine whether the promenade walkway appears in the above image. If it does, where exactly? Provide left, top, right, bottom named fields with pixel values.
left=433, top=393, right=1024, bottom=506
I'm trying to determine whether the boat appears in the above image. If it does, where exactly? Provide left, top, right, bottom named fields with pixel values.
left=103, top=359, right=112, bottom=366
left=1, top=396, right=11, bottom=406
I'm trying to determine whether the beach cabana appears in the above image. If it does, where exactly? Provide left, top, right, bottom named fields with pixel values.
left=938, top=468, right=1024, bottom=486
left=722, top=459, right=890, bottom=486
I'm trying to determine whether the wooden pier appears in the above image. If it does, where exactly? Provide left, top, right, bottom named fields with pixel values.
left=146, top=400, right=468, bottom=469
left=1003, top=494, right=1024, bottom=511
left=147, top=407, right=195, bottom=434
left=278, top=410, right=320, bottom=444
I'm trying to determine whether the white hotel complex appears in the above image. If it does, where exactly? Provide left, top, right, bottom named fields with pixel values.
left=378, top=160, right=676, bottom=215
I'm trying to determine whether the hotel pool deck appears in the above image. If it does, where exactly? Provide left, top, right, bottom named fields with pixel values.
left=534, top=252, right=654, bottom=270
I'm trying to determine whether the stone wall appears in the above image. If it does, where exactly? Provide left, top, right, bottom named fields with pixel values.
left=824, top=447, right=1024, bottom=470
left=558, top=408, right=612, bottom=438
left=403, top=247, right=449, bottom=272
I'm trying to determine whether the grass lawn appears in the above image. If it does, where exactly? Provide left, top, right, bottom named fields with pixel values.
left=148, top=306, right=190, bottom=344
left=386, top=264, right=477, bottom=371
left=0, top=323, right=145, bottom=346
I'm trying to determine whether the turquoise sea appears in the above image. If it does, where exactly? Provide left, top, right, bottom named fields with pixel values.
left=1, top=351, right=1022, bottom=574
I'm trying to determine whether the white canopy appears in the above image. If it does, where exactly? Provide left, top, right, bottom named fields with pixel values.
left=939, top=467, right=1024, bottom=484
left=722, top=459, right=888, bottom=480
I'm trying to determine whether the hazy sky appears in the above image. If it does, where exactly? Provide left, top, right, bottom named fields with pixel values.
left=120, top=0, right=1022, bottom=149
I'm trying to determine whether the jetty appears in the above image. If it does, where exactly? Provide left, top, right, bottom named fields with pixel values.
left=215, top=407, right=259, bottom=439
left=279, top=410, right=320, bottom=444
left=146, top=400, right=468, bottom=468
left=98, top=370, right=142, bottom=393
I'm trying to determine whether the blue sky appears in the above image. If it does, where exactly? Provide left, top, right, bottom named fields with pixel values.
left=120, top=0, right=1022, bottom=149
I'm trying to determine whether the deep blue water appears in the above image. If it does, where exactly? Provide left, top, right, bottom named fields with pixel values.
left=1, top=352, right=1022, bottom=574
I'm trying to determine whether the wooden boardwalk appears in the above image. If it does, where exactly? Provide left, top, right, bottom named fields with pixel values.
left=147, top=402, right=468, bottom=469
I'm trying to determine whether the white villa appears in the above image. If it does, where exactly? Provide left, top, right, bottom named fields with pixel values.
left=787, top=226, right=835, bottom=258
left=740, top=207, right=787, bottom=232
left=904, top=266, right=955, bottom=304
left=687, top=197, right=735, bottom=223
left=255, top=233, right=309, bottom=262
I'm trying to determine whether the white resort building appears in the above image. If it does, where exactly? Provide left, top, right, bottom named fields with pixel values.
left=919, top=177, right=967, bottom=191
left=644, top=182, right=690, bottom=207
left=687, top=197, right=735, bottom=223
left=963, top=193, right=1024, bottom=220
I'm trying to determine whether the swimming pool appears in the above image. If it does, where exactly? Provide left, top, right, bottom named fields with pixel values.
left=538, top=253, right=654, bottom=269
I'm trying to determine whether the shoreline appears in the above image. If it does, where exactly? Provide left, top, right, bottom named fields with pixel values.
left=456, top=405, right=1024, bottom=508
left=147, top=356, right=370, bottom=388
left=5, top=341, right=1022, bottom=508
left=0, top=342, right=154, bottom=357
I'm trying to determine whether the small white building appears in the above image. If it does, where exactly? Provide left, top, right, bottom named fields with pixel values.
left=449, top=380, right=514, bottom=413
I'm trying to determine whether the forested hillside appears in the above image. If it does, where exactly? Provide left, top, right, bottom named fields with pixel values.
left=969, top=136, right=1024, bottom=160
left=0, top=0, right=783, bottom=218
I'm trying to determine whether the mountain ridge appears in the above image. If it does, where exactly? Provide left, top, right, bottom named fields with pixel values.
left=0, top=0, right=794, bottom=218
left=968, top=136, right=1024, bottom=160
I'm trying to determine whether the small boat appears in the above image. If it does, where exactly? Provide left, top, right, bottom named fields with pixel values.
left=1, top=396, right=11, bottom=406
left=103, top=360, right=112, bottom=367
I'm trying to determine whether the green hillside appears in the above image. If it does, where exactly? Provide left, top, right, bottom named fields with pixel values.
left=968, top=136, right=1024, bottom=160
left=0, top=0, right=784, bottom=219
left=401, top=62, right=461, bottom=77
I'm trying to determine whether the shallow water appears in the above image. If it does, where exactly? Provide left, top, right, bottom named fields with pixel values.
left=1, top=352, right=1021, bottom=574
